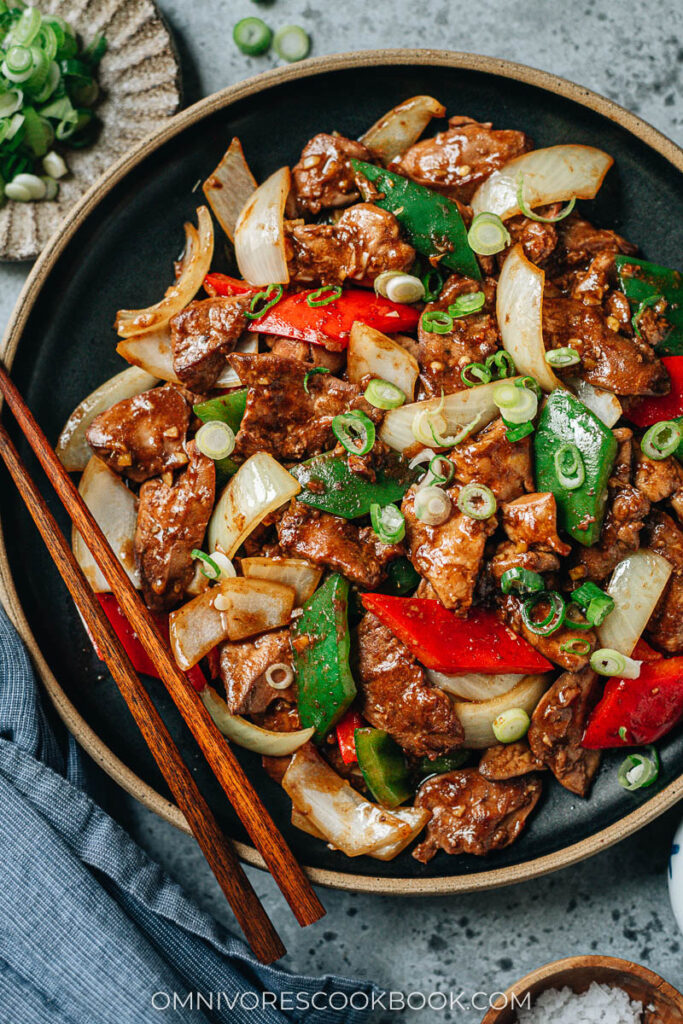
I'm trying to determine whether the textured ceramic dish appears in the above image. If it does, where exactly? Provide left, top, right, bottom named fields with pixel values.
left=0, top=0, right=181, bottom=261
left=479, top=955, right=683, bottom=1024
left=1, top=51, right=682, bottom=894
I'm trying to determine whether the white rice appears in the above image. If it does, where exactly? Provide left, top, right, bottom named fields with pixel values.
left=516, top=982, right=644, bottom=1024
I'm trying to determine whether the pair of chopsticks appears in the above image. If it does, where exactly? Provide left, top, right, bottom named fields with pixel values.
left=0, top=362, right=325, bottom=964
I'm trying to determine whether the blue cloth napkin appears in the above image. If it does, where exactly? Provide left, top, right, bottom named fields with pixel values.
left=0, top=605, right=378, bottom=1023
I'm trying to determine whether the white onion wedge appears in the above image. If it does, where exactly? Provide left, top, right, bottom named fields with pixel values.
left=427, top=669, right=526, bottom=701
left=361, top=95, right=446, bottom=166
left=208, top=452, right=301, bottom=558
left=240, top=556, right=322, bottom=607
left=497, top=244, right=562, bottom=392
left=348, top=322, right=419, bottom=401
left=283, top=745, right=430, bottom=859
left=471, top=144, right=613, bottom=220
left=116, top=326, right=180, bottom=382
left=380, top=377, right=513, bottom=452
left=214, top=332, right=259, bottom=388
left=453, top=674, right=549, bottom=749
left=201, top=685, right=314, bottom=755
left=115, top=206, right=214, bottom=338
left=234, top=166, right=290, bottom=286
left=202, top=137, right=257, bottom=242
left=598, top=549, right=673, bottom=656
left=72, top=457, right=140, bottom=592
left=568, top=376, right=623, bottom=428
left=169, top=577, right=296, bottom=670
left=57, top=366, right=159, bottom=472
left=291, top=805, right=429, bottom=861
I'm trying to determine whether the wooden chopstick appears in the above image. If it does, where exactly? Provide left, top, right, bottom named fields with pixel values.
left=0, top=423, right=286, bottom=965
left=0, top=363, right=325, bottom=929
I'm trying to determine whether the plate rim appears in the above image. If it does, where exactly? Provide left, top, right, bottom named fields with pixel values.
left=1, top=48, right=682, bottom=895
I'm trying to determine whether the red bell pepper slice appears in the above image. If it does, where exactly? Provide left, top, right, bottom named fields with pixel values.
left=335, top=708, right=364, bottom=764
left=361, top=595, right=554, bottom=674
left=203, top=273, right=254, bottom=297
left=94, top=594, right=207, bottom=693
left=582, top=655, right=683, bottom=748
left=626, top=357, right=683, bottom=427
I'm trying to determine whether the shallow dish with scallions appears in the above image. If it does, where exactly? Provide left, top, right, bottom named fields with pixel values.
left=1, top=51, right=682, bottom=894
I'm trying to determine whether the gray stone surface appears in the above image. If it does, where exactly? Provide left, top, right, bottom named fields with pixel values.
left=1, top=0, right=682, bottom=1017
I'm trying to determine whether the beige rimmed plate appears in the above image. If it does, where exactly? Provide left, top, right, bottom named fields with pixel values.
left=0, top=0, right=181, bottom=261
left=1, top=50, right=682, bottom=894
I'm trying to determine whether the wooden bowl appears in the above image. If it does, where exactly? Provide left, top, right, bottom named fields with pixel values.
left=481, top=955, right=683, bottom=1023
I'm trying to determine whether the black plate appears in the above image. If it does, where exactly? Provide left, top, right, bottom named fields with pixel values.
left=2, top=53, right=682, bottom=887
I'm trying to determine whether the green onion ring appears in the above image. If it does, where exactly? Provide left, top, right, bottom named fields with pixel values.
left=245, top=283, right=283, bottom=320
left=485, top=350, right=516, bottom=380
left=467, top=212, right=511, bottom=256
left=521, top=591, right=566, bottom=636
left=332, top=410, right=376, bottom=455
left=516, top=174, right=577, bottom=223
left=641, top=420, right=683, bottom=461
left=564, top=604, right=594, bottom=631
left=303, top=366, right=330, bottom=394
left=448, top=291, right=486, bottom=318
left=570, top=581, right=615, bottom=627
left=460, top=362, right=491, bottom=388
left=307, top=284, right=342, bottom=307
left=492, top=708, right=531, bottom=744
left=364, top=378, right=406, bottom=410
left=457, top=482, right=497, bottom=520
left=617, top=747, right=659, bottom=791
left=500, top=567, right=545, bottom=595
left=195, top=420, right=236, bottom=461
left=546, top=346, right=581, bottom=368
left=515, top=376, right=542, bottom=400
left=559, top=638, right=592, bottom=656
left=554, top=443, right=585, bottom=490
left=421, top=265, right=446, bottom=302
left=421, top=310, right=453, bottom=334
left=424, top=454, right=455, bottom=487
left=590, top=648, right=642, bottom=678
left=370, top=502, right=406, bottom=544
left=504, top=420, right=535, bottom=443
left=493, top=381, right=538, bottom=424
left=191, top=549, right=221, bottom=580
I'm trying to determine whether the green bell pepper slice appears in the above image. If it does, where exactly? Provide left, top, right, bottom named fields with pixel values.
left=354, top=728, right=413, bottom=808
left=534, top=389, right=617, bottom=548
left=415, top=750, right=469, bottom=781
left=290, top=449, right=418, bottom=519
left=351, top=159, right=481, bottom=280
left=615, top=255, right=683, bottom=355
left=292, top=574, right=357, bottom=742
left=384, top=557, right=421, bottom=596
left=192, top=388, right=247, bottom=481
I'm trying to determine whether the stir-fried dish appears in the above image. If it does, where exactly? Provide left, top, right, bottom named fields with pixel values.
left=58, top=96, right=683, bottom=864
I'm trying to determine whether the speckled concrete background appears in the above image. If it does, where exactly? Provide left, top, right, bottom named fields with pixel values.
left=1, top=0, right=682, bottom=1018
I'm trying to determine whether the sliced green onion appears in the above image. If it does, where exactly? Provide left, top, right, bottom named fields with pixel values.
left=364, top=377, right=406, bottom=409
left=570, top=581, right=615, bottom=627
left=485, top=350, right=516, bottom=380
left=425, top=454, right=454, bottom=487
left=265, top=662, right=295, bottom=690
left=0, top=89, right=23, bottom=118
left=546, top=346, right=581, bottom=368
left=449, top=291, right=485, bottom=318
left=414, top=485, right=452, bottom=525
left=370, top=502, right=405, bottom=544
left=40, top=174, right=58, bottom=200
left=191, top=549, right=221, bottom=580
left=500, top=567, right=545, bottom=595
left=618, top=726, right=628, bottom=742
left=421, top=309, right=453, bottom=334
left=493, top=381, right=538, bottom=424
left=516, top=174, right=577, bottom=223
left=554, top=443, right=585, bottom=489
left=460, top=361, right=492, bottom=388
left=632, top=294, right=662, bottom=339
left=516, top=375, right=542, bottom=400
left=505, top=420, right=535, bottom=443
left=7, top=7, right=42, bottom=47
left=273, top=24, right=310, bottom=62
left=195, top=421, right=236, bottom=461
left=303, top=366, right=330, bottom=394
left=467, top=212, right=511, bottom=256
left=420, top=264, right=446, bottom=302
left=307, top=284, right=342, bottom=307
left=2, top=45, right=33, bottom=82
left=521, top=591, right=566, bottom=636
left=617, top=747, right=659, bottom=792
left=457, top=481, right=497, bottom=520
left=332, top=410, right=375, bottom=455
left=559, top=638, right=592, bottom=656
left=42, top=149, right=67, bottom=178
left=641, top=420, right=683, bottom=461
left=492, top=707, right=531, bottom=744
left=232, top=17, right=273, bottom=55
left=4, top=179, right=32, bottom=200
left=564, top=604, right=594, bottom=631
left=374, top=270, right=424, bottom=304
left=590, top=648, right=642, bottom=678
left=82, top=34, right=107, bottom=68
left=245, top=283, right=283, bottom=320
left=412, top=395, right=482, bottom=449
left=9, top=171, right=45, bottom=198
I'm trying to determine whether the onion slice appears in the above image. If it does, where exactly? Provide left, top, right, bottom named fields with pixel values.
left=234, top=166, right=290, bottom=286
left=115, top=207, right=214, bottom=338
left=497, top=244, right=562, bottom=392
left=214, top=333, right=259, bottom=388
left=471, top=144, right=614, bottom=220
left=283, top=744, right=430, bottom=859
left=380, top=378, right=513, bottom=453
left=361, top=95, right=446, bottom=166
left=291, top=806, right=429, bottom=861
left=208, top=452, right=301, bottom=558
left=240, top=556, right=322, bottom=606
left=348, top=322, right=419, bottom=401
left=427, top=669, right=527, bottom=701
left=567, top=376, right=623, bottom=428
left=452, top=674, right=549, bottom=749
left=116, top=326, right=180, bottom=382
left=202, top=137, right=257, bottom=242
left=598, top=549, right=673, bottom=656
left=72, top=457, right=140, bottom=592
left=201, top=685, right=314, bottom=755
left=57, top=366, right=159, bottom=472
